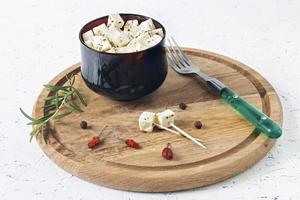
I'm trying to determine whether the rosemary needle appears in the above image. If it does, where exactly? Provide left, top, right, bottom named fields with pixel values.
left=20, top=75, right=87, bottom=143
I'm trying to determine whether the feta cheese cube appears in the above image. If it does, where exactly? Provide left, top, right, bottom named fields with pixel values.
left=124, top=20, right=139, bottom=39
left=124, top=19, right=139, bottom=31
left=138, top=19, right=155, bottom=32
left=107, top=26, right=130, bottom=47
left=156, top=109, right=175, bottom=128
left=84, top=40, right=93, bottom=48
left=82, top=30, right=94, bottom=42
left=107, top=14, right=124, bottom=28
left=115, top=46, right=134, bottom=53
left=92, top=35, right=112, bottom=51
left=93, top=24, right=108, bottom=36
left=106, top=47, right=116, bottom=53
left=133, top=32, right=152, bottom=51
left=149, top=28, right=164, bottom=37
left=145, top=34, right=162, bottom=48
left=135, top=43, right=147, bottom=51
left=136, top=32, right=151, bottom=45
left=92, top=44, right=102, bottom=51
left=107, top=47, right=130, bottom=53
left=126, top=39, right=141, bottom=52
left=134, top=29, right=144, bottom=38
left=92, top=36, right=104, bottom=51
left=126, top=38, right=137, bottom=48
left=101, top=40, right=112, bottom=51
left=139, top=111, right=156, bottom=132
left=117, top=32, right=130, bottom=47
left=92, top=35, right=104, bottom=45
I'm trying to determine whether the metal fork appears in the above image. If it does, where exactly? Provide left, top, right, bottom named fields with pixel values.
left=166, top=37, right=282, bottom=139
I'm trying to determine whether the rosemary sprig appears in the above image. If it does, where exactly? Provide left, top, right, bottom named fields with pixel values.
left=20, top=75, right=87, bottom=143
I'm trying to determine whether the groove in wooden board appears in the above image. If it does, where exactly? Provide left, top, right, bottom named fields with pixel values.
left=32, top=48, right=282, bottom=192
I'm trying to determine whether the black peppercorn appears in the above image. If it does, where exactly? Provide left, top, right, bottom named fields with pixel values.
left=194, top=121, right=202, bottom=129
left=80, top=121, right=88, bottom=129
left=179, top=103, right=187, bottom=110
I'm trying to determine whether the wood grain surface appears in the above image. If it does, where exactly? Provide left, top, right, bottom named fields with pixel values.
left=32, top=48, right=283, bottom=192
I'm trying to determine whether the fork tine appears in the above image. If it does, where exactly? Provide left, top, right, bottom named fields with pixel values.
left=166, top=53, right=181, bottom=72
left=170, top=36, right=192, bottom=65
left=167, top=38, right=188, bottom=68
left=166, top=45, right=181, bottom=69
left=166, top=47, right=181, bottom=70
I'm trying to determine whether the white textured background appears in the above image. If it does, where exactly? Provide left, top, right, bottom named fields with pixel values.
left=1, top=0, right=299, bottom=199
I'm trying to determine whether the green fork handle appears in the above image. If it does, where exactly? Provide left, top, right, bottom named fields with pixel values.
left=220, top=87, right=282, bottom=138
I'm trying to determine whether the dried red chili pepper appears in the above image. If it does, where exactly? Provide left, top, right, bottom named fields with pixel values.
left=87, top=125, right=107, bottom=149
left=88, top=136, right=100, bottom=149
left=162, top=143, right=173, bottom=160
left=125, top=139, right=140, bottom=149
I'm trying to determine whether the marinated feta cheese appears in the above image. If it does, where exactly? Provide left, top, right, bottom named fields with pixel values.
left=156, top=109, right=175, bottom=128
left=106, top=47, right=116, bottom=53
left=101, top=39, right=112, bottom=51
left=110, top=46, right=131, bottom=53
left=124, top=20, right=139, bottom=39
left=82, top=30, right=94, bottom=42
left=126, top=39, right=145, bottom=52
left=107, top=26, right=130, bottom=47
left=82, top=14, right=164, bottom=53
left=92, top=35, right=112, bottom=51
left=146, top=34, right=163, bottom=47
left=107, top=14, right=124, bottom=28
left=149, top=28, right=164, bottom=37
left=93, top=24, right=108, bottom=36
left=126, top=38, right=137, bottom=48
left=84, top=40, right=93, bottom=48
left=134, top=32, right=151, bottom=51
left=108, top=46, right=132, bottom=53
left=138, top=19, right=155, bottom=32
left=139, top=111, right=156, bottom=132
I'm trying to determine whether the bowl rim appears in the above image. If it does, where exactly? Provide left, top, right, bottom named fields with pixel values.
left=79, top=13, right=166, bottom=55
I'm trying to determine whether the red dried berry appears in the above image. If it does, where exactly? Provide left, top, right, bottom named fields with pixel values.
left=125, top=139, right=140, bottom=149
left=162, top=143, right=173, bottom=160
left=88, top=136, right=100, bottom=149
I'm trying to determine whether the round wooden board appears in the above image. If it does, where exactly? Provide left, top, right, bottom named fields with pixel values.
left=33, top=48, right=283, bottom=192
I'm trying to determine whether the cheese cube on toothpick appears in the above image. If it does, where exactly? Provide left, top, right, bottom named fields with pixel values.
left=156, top=109, right=206, bottom=148
left=139, top=111, right=156, bottom=132
left=156, top=109, right=175, bottom=128
left=154, top=122, right=204, bottom=142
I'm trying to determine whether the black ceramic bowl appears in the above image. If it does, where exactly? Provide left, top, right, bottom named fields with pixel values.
left=79, top=14, right=168, bottom=101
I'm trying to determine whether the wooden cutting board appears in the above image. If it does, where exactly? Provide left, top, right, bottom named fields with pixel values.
left=33, top=48, right=282, bottom=192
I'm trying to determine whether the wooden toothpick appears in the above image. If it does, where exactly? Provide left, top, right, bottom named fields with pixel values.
left=154, top=123, right=204, bottom=143
left=154, top=123, right=181, bottom=136
left=170, top=123, right=207, bottom=149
